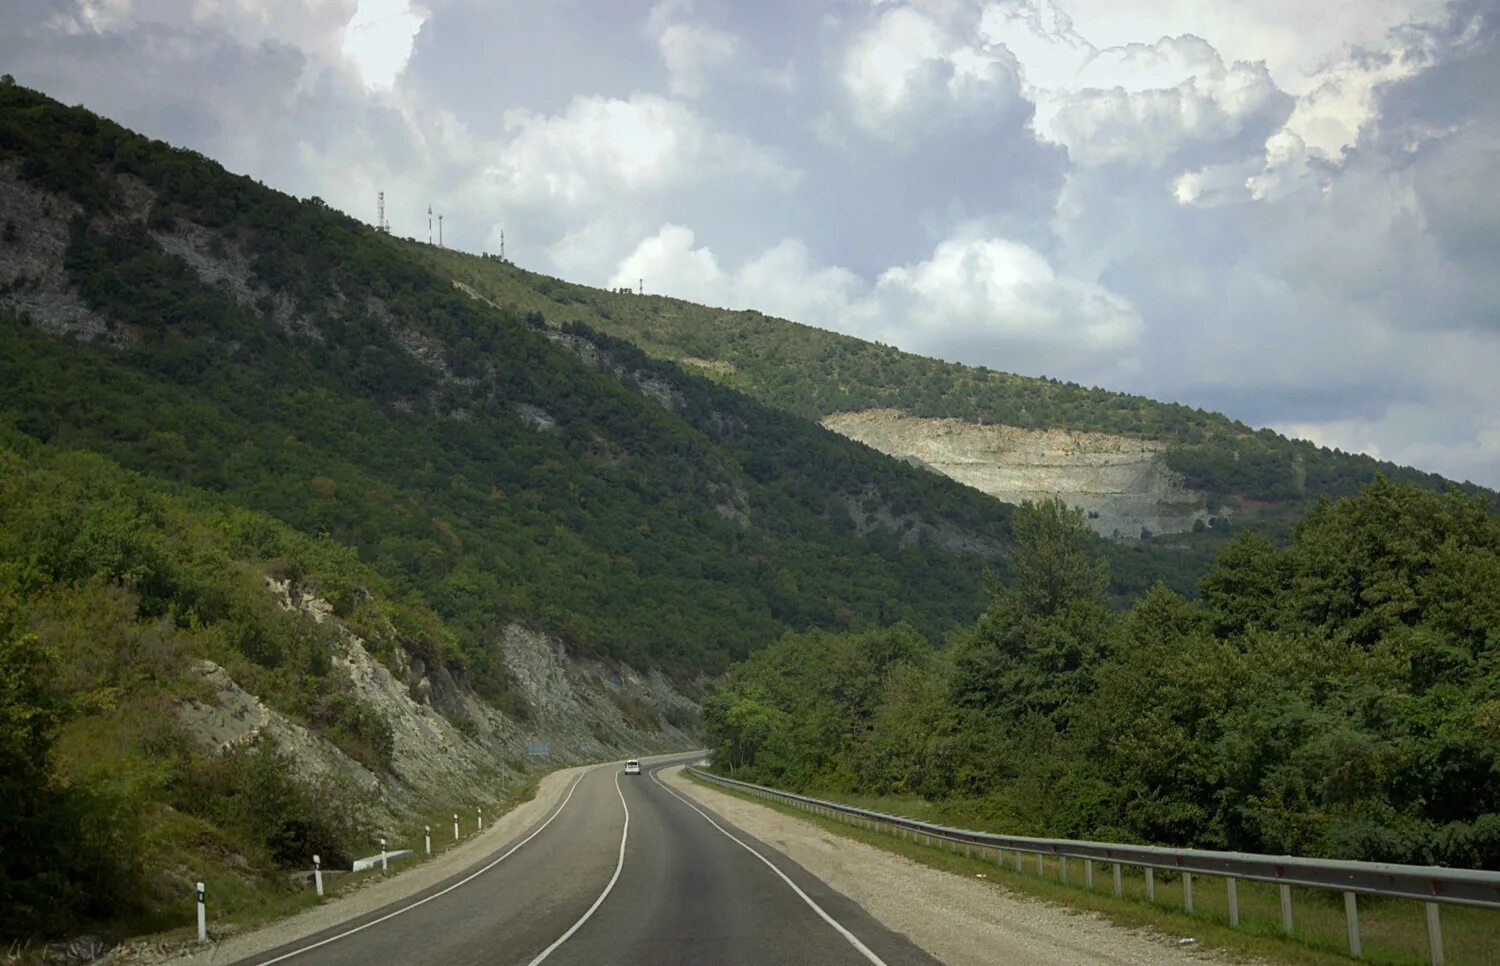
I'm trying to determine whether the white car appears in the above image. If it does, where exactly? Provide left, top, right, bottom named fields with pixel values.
left=623, top=759, right=641, bottom=775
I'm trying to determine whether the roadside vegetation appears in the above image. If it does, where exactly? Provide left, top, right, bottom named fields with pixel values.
left=0, top=429, right=503, bottom=939
left=705, top=479, right=1500, bottom=870
left=691, top=772, right=1498, bottom=965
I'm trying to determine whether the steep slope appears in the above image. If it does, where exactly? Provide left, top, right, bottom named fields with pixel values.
left=418, top=246, right=1490, bottom=545
left=0, top=83, right=1019, bottom=676
left=0, top=433, right=695, bottom=937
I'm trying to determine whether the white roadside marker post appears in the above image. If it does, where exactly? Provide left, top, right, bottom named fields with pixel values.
left=196, top=882, right=206, bottom=941
left=478, top=806, right=483, bottom=832
left=380, top=837, right=388, bottom=874
left=313, top=854, right=323, bottom=897
left=453, top=813, right=460, bottom=841
left=425, top=825, right=432, bottom=855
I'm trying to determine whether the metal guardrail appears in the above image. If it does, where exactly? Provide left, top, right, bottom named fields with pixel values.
left=688, top=766, right=1500, bottom=963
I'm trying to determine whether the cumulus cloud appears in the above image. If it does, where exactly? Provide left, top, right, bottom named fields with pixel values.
left=488, top=93, right=796, bottom=209
left=609, top=225, right=1143, bottom=378
left=646, top=1, right=740, bottom=98
left=840, top=3, right=1026, bottom=140
left=342, top=0, right=426, bottom=89
left=1033, top=35, right=1290, bottom=168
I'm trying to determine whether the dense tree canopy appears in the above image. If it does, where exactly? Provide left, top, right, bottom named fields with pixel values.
left=707, top=481, right=1500, bottom=868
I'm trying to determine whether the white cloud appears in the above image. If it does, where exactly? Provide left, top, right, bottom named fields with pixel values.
left=1021, top=0, right=1448, bottom=96
left=341, top=0, right=425, bottom=90
left=841, top=3, right=1024, bottom=139
left=1036, top=35, right=1286, bottom=167
left=654, top=20, right=738, bottom=97
left=486, top=93, right=797, bottom=209
left=874, top=234, right=1142, bottom=356
left=610, top=225, right=1143, bottom=375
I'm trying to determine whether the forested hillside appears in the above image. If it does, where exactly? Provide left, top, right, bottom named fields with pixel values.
left=0, top=82, right=1041, bottom=676
left=705, top=479, right=1500, bottom=869
left=421, top=245, right=1487, bottom=517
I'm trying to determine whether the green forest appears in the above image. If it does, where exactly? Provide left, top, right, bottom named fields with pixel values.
left=705, top=479, right=1500, bottom=869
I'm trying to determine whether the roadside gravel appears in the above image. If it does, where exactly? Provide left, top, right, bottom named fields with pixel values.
left=663, top=766, right=1235, bottom=966
left=107, top=762, right=601, bottom=965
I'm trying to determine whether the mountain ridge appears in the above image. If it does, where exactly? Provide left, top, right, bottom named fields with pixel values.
left=416, top=242, right=1490, bottom=533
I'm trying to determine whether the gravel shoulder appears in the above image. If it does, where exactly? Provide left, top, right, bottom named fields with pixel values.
left=662, top=766, right=1229, bottom=966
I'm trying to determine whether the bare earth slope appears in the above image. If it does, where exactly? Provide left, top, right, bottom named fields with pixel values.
left=824, top=410, right=1213, bottom=539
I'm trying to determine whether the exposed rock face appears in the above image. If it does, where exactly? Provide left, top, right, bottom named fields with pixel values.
left=823, top=410, right=1214, bottom=539
left=174, top=577, right=699, bottom=829
left=176, top=658, right=382, bottom=795
left=0, top=161, right=108, bottom=341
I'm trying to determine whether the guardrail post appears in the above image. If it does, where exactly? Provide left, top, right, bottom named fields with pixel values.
left=1146, top=867, right=1155, bottom=902
left=1060, top=856, right=1068, bottom=884
left=1343, top=892, right=1360, bottom=957
left=1183, top=872, right=1193, bottom=915
left=1280, top=884, right=1293, bottom=934
left=1085, top=858, right=1094, bottom=890
left=1425, top=902, right=1444, bottom=965
left=313, top=854, right=323, bottom=897
left=1016, top=850, right=1024, bottom=872
left=1036, top=852, right=1045, bottom=876
left=196, top=882, right=206, bottom=941
left=1113, top=863, right=1122, bottom=898
left=1227, top=877, right=1239, bottom=927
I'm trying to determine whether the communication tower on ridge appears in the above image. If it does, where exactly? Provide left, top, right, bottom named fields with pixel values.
left=376, top=191, right=388, bottom=233
left=427, top=204, right=433, bottom=245
left=438, top=214, right=444, bottom=248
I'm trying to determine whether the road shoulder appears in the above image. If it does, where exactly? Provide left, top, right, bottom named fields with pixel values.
left=143, top=763, right=595, bottom=965
left=661, top=766, right=1222, bottom=966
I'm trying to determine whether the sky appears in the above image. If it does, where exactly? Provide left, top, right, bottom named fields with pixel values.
left=3, top=0, right=1498, bottom=486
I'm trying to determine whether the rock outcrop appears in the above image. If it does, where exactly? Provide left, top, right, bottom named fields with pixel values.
left=823, top=410, right=1215, bottom=538
left=174, top=577, right=699, bottom=829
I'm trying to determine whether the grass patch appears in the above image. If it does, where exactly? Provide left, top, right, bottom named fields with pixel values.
left=686, top=773, right=1500, bottom=966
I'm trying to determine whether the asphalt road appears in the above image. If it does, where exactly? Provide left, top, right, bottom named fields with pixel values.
left=238, top=756, right=936, bottom=966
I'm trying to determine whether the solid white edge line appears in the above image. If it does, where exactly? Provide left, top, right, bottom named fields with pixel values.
left=650, top=765, right=889, bottom=966
left=525, top=770, right=631, bottom=965
left=252, top=770, right=590, bottom=966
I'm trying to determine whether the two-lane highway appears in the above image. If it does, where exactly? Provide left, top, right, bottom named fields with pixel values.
left=240, top=757, right=934, bottom=965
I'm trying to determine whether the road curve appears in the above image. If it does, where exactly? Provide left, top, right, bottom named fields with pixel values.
left=235, top=757, right=934, bottom=966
